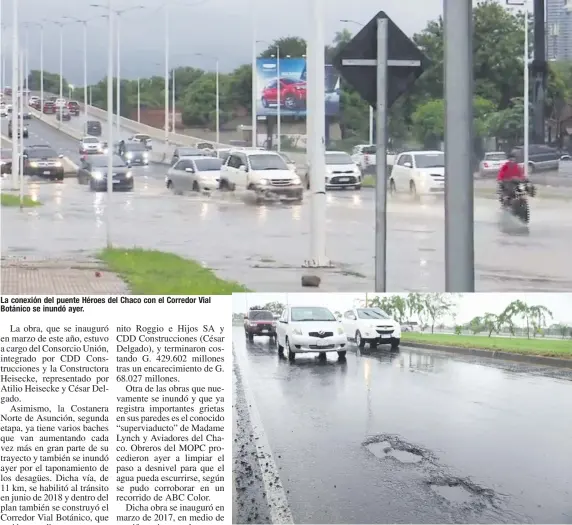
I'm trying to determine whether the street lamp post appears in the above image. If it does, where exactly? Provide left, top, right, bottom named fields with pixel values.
left=44, top=20, right=66, bottom=126
left=340, top=18, right=373, bottom=143
left=106, top=1, right=114, bottom=248
left=137, top=77, right=141, bottom=122
left=11, top=0, right=19, bottom=190
left=256, top=40, right=282, bottom=150
left=24, top=22, right=44, bottom=118
left=171, top=68, right=175, bottom=133
left=164, top=2, right=170, bottom=142
left=194, top=53, right=220, bottom=146
left=251, top=4, right=257, bottom=147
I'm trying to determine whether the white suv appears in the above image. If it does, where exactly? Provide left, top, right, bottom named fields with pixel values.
left=219, top=150, right=303, bottom=201
left=276, top=306, right=348, bottom=361
left=341, top=307, right=400, bottom=350
left=389, top=150, right=445, bottom=196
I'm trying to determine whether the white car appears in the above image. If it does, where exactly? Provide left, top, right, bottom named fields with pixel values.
left=219, top=149, right=303, bottom=201
left=28, top=96, right=40, bottom=106
left=129, top=134, right=152, bottom=150
left=390, top=150, right=445, bottom=196
left=55, top=98, right=67, bottom=108
left=79, top=136, right=103, bottom=154
left=276, top=305, right=348, bottom=361
left=341, top=307, right=401, bottom=350
left=0, top=105, right=7, bottom=117
left=351, top=144, right=376, bottom=174
left=166, top=156, right=222, bottom=193
left=305, top=151, right=362, bottom=190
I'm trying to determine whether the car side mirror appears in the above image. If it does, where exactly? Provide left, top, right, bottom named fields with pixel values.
left=239, top=165, right=247, bottom=172
left=403, top=162, right=412, bottom=168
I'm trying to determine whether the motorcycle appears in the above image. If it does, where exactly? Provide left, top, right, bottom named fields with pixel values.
left=500, top=179, right=535, bottom=224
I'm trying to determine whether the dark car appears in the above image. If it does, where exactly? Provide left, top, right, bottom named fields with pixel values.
left=77, top=154, right=133, bottom=192
left=85, top=120, right=102, bottom=137
left=8, top=120, right=28, bottom=138
left=67, top=101, right=80, bottom=116
left=1, top=148, right=12, bottom=174
left=22, top=145, right=64, bottom=181
left=56, top=108, right=71, bottom=121
left=170, top=147, right=209, bottom=165
left=43, top=101, right=56, bottom=114
left=22, top=111, right=31, bottom=120
left=244, top=309, right=277, bottom=341
left=511, top=144, right=561, bottom=173
left=118, top=142, right=149, bottom=166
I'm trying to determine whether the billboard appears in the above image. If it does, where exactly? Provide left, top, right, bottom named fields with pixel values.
left=255, top=58, right=340, bottom=117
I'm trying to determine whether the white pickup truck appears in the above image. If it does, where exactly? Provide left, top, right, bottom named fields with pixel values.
left=351, top=144, right=397, bottom=175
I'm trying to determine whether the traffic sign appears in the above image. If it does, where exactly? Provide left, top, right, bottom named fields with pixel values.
left=333, top=11, right=430, bottom=108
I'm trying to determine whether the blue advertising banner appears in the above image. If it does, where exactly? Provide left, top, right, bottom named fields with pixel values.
left=255, top=58, right=340, bottom=117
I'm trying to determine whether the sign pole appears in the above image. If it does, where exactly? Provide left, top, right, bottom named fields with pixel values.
left=444, top=0, right=475, bottom=291
left=374, top=17, right=388, bottom=292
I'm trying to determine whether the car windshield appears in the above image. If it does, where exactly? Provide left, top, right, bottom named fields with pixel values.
left=249, top=311, right=274, bottom=321
left=194, top=158, right=222, bottom=171
left=83, top=137, right=99, bottom=143
left=362, top=146, right=376, bottom=154
left=326, top=153, right=353, bottom=165
left=279, top=153, right=293, bottom=163
left=356, top=308, right=391, bottom=320
left=484, top=153, right=507, bottom=161
left=91, top=155, right=126, bottom=168
left=125, top=143, right=146, bottom=151
left=249, top=154, right=288, bottom=170
left=290, top=307, right=336, bottom=322
left=27, top=148, right=58, bottom=158
left=414, top=153, right=445, bottom=168
left=135, top=135, right=150, bottom=140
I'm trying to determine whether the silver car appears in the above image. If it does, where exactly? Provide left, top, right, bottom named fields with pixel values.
left=165, top=156, right=222, bottom=192
left=478, top=151, right=507, bottom=178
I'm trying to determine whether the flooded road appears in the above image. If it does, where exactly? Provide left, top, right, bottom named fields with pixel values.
left=233, top=327, right=572, bottom=524
left=2, top=119, right=572, bottom=291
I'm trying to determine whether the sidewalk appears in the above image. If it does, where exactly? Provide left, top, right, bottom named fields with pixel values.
left=1, top=257, right=130, bottom=294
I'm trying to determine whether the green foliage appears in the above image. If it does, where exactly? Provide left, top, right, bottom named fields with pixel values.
left=28, top=70, right=69, bottom=94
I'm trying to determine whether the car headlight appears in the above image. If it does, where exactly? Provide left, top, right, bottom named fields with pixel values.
left=91, top=171, right=104, bottom=180
left=292, top=328, right=303, bottom=336
left=337, top=326, right=345, bottom=335
left=259, top=178, right=269, bottom=185
left=126, top=152, right=133, bottom=158
left=29, top=162, right=39, bottom=167
left=325, top=177, right=330, bottom=183
left=125, top=171, right=132, bottom=178
left=291, top=175, right=301, bottom=185
left=143, top=152, right=149, bottom=157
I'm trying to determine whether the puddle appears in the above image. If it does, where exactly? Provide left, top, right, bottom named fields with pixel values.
left=430, top=483, right=473, bottom=504
left=366, top=441, right=423, bottom=463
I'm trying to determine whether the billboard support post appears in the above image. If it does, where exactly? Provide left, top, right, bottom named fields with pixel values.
left=276, top=46, right=281, bottom=151
left=374, top=17, right=388, bottom=292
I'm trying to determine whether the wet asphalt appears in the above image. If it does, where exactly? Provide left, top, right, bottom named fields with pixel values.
left=232, top=327, right=572, bottom=524
left=2, top=116, right=572, bottom=291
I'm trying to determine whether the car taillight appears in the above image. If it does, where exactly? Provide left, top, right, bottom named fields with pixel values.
left=483, top=162, right=488, bottom=168
left=364, top=154, right=370, bottom=165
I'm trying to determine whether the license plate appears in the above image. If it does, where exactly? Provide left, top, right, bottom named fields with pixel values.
left=261, top=330, right=268, bottom=333
left=380, top=334, right=391, bottom=338
left=317, top=341, right=330, bottom=347
left=113, top=180, right=120, bottom=184
left=339, top=178, right=349, bottom=182
left=43, top=171, right=51, bottom=175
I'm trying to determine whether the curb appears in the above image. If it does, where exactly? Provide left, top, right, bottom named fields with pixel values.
left=401, top=341, right=572, bottom=369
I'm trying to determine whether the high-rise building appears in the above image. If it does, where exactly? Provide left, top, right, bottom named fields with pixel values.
left=546, top=0, right=572, bottom=60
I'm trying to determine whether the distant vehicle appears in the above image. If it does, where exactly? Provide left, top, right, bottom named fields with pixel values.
left=305, top=151, right=361, bottom=190
left=261, top=78, right=307, bottom=110
left=352, top=144, right=376, bottom=174
left=118, top=141, right=149, bottom=166
left=341, top=307, right=401, bottom=350
left=170, top=147, right=210, bottom=165
left=401, top=321, right=419, bottom=332
left=243, top=309, right=276, bottom=341
left=511, top=144, right=561, bottom=173
left=22, top=145, right=64, bottom=181
left=0, top=105, right=7, bottom=117
left=85, top=120, right=102, bottom=136
left=389, top=150, right=445, bottom=197
left=128, top=134, right=152, bottom=150
left=165, top=156, right=222, bottom=193
left=8, top=120, right=28, bottom=138
left=79, top=136, right=103, bottom=155
left=0, top=148, right=12, bottom=174
left=56, top=108, right=71, bottom=121
left=479, top=151, right=507, bottom=178
left=77, top=154, right=133, bottom=191
left=43, top=101, right=56, bottom=114
left=4, top=87, right=12, bottom=96
left=21, top=111, right=32, bottom=120
left=220, top=149, right=303, bottom=201
left=197, top=142, right=214, bottom=150
left=67, top=101, right=80, bottom=116
left=276, top=305, right=348, bottom=361
left=54, top=98, right=67, bottom=108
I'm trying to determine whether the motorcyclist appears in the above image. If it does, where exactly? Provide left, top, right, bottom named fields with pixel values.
left=497, top=153, right=525, bottom=205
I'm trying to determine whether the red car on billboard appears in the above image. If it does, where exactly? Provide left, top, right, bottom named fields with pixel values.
left=261, top=78, right=306, bottom=110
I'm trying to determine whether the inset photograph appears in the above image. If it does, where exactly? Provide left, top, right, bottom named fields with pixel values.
left=232, top=292, right=572, bottom=524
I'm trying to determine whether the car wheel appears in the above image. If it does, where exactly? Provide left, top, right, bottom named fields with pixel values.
left=391, top=338, right=400, bottom=350
left=337, top=351, right=347, bottom=360
left=286, top=338, right=295, bottom=361
left=247, top=332, right=254, bottom=342
left=166, top=180, right=173, bottom=190
left=261, top=97, right=268, bottom=108
left=277, top=342, right=284, bottom=355
left=528, top=162, right=535, bottom=173
left=409, top=180, right=417, bottom=197
left=354, top=184, right=361, bottom=190
left=192, top=181, right=200, bottom=192
left=305, top=177, right=310, bottom=190
left=355, top=331, right=366, bottom=349
left=389, top=179, right=396, bottom=193
left=284, top=94, right=297, bottom=110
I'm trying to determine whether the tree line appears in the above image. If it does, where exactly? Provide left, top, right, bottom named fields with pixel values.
left=233, top=295, right=570, bottom=339
left=28, top=0, right=572, bottom=150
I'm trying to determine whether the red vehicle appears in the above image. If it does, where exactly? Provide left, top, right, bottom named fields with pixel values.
left=43, top=101, right=56, bottom=114
left=68, top=101, right=80, bottom=115
left=261, top=78, right=306, bottom=110
left=29, top=98, right=41, bottom=110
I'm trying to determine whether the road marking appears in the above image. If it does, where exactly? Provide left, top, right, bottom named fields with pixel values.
left=232, top=343, right=294, bottom=524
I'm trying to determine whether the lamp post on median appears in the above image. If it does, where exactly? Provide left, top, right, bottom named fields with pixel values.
left=22, top=22, right=44, bottom=118
left=256, top=40, right=282, bottom=151
left=340, top=18, right=373, bottom=144
left=194, top=53, right=220, bottom=147
left=43, top=19, right=67, bottom=127
left=11, top=0, right=20, bottom=190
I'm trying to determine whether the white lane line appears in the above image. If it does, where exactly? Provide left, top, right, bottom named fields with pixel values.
left=232, top=343, right=294, bottom=524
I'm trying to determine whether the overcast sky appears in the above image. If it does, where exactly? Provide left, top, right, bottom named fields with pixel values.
left=0, top=0, right=455, bottom=84
left=233, top=293, right=572, bottom=324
